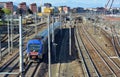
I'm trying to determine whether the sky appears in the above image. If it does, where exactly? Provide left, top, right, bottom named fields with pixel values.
left=1, top=0, right=120, bottom=8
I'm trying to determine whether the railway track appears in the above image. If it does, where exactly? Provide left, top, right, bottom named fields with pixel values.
left=24, top=62, right=40, bottom=77
left=98, top=26, right=120, bottom=69
left=79, top=25, right=113, bottom=76
left=1, top=34, right=7, bottom=43
left=0, top=23, right=47, bottom=76
left=111, top=26, right=120, bottom=57
left=81, top=24, right=120, bottom=76
left=0, top=27, right=34, bottom=63
left=100, top=29, right=117, bottom=57
left=74, top=24, right=100, bottom=77
left=0, top=23, right=46, bottom=61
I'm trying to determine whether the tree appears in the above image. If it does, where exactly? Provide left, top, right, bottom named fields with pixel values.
left=16, top=8, right=26, bottom=15
left=27, top=8, right=33, bottom=14
left=0, top=8, right=4, bottom=18
left=2, top=8, right=11, bottom=15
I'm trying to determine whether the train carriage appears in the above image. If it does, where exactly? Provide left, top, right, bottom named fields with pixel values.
left=26, top=22, right=61, bottom=62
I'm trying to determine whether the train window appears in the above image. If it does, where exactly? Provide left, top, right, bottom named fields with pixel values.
left=66, top=17, right=70, bottom=21
left=28, top=44, right=41, bottom=52
left=105, top=27, right=108, bottom=30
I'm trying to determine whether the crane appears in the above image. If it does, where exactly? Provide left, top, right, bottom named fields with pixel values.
left=104, top=0, right=114, bottom=14
left=40, top=0, right=42, bottom=6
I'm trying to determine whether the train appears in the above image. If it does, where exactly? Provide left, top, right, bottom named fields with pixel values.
left=22, top=14, right=34, bottom=25
left=26, top=22, right=61, bottom=62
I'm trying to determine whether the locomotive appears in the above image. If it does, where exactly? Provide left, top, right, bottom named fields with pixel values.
left=26, top=22, right=61, bottom=62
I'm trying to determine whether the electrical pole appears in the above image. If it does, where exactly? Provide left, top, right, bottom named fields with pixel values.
left=93, top=23, right=96, bottom=35
left=48, top=14, right=51, bottom=77
left=35, top=13, right=37, bottom=34
left=60, top=13, right=62, bottom=36
left=52, top=16, right=57, bottom=62
left=52, top=16, right=54, bottom=43
left=7, top=15, right=10, bottom=54
left=69, top=13, right=72, bottom=55
left=0, top=34, right=1, bottom=61
left=10, top=14, right=13, bottom=53
left=19, top=14, right=24, bottom=77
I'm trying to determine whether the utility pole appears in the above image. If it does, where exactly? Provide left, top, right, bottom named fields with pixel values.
left=93, top=23, right=96, bottom=35
left=64, top=17, right=66, bottom=28
left=35, top=13, right=37, bottom=34
left=10, top=14, right=13, bottom=53
left=52, top=16, right=57, bottom=62
left=48, top=14, right=51, bottom=77
left=19, top=11, right=24, bottom=77
left=52, top=16, right=54, bottom=43
left=60, top=13, right=62, bottom=36
left=69, top=13, right=72, bottom=55
left=0, top=34, right=1, bottom=61
left=7, top=15, right=10, bottom=54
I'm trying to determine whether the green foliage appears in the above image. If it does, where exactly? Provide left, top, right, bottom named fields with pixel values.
left=0, top=8, right=4, bottom=18
left=27, top=8, right=33, bottom=14
left=2, top=8, right=11, bottom=15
